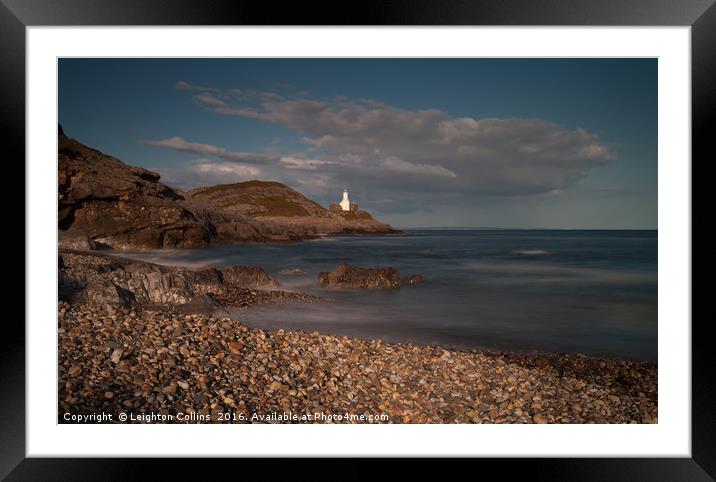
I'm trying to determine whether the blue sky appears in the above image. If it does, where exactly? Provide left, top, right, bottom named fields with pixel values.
left=59, top=58, right=657, bottom=229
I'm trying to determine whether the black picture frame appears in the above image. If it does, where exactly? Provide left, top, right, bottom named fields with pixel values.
left=5, top=0, right=713, bottom=479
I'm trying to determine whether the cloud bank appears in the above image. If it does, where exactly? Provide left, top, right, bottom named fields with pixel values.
left=144, top=81, right=616, bottom=211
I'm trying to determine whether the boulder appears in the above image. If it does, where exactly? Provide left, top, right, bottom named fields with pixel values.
left=318, top=263, right=401, bottom=289
left=279, top=267, right=305, bottom=276
left=58, top=231, right=97, bottom=250
left=82, top=276, right=136, bottom=307
left=220, top=266, right=278, bottom=289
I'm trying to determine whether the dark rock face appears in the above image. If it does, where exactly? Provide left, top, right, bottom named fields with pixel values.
left=403, top=274, right=424, bottom=285
left=59, top=134, right=212, bottom=249
left=59, top=250, right=277, bottom=308
left=180, top=203, right=266, bottom=244
left=318, top=263, right=401, bottom=289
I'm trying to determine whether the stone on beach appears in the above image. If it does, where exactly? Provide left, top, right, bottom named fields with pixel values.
left=110, top=348, right=123, bottom=364
left=532, top=414, right=549, bottom=424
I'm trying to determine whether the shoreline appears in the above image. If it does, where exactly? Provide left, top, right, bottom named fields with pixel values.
left=224, top=311, right=659, bottom=364
left=228, top=297, right=656, bottom=363
left=59, top=300, right=657, bottom=424
left=58, top=247, right=657, bottom=424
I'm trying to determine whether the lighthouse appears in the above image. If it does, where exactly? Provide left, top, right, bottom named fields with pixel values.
left=339, top=188, right=351, bottom=211
left=329, top=189, right=358, bottom=213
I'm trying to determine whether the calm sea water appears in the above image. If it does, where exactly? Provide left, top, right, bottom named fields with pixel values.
left=119, top=230, right=658, bottom=361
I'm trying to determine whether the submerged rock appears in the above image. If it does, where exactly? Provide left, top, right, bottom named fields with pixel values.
left=318, top=263, right=401, bottom=289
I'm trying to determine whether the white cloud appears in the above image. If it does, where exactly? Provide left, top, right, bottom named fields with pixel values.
left=142, top=137, right=272, bottom=164
left=380, top=157, right=456, bottom=178
left=190, top=160, right=260, bottom=177
left=279, top=156, right=335, bottom=170
left=152, top=158, right=261, bottom=190
left=295, top=174, right=335, bottom=194
left=193, top=93, right=228, bottom=108
left=176, top=80, right=199, bottom=91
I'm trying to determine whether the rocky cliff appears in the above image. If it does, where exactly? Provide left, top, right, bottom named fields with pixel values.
left=59, top=130, right=214, bottom=248
left=58, top=127, right=397, bottom=249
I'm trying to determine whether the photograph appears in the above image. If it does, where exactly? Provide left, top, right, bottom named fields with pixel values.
left=4, top=0, right=709, bottom=474
left=56, top=58, right=658, bottom=425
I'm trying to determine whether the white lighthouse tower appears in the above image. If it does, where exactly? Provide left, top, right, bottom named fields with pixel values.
left=339, top=188, right=351, bottom=211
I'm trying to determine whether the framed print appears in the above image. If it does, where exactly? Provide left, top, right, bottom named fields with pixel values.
left=6, top=0, right=714, bottom=478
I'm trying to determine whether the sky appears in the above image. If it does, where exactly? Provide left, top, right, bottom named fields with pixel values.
left=58, top=58, right=657, bottom=229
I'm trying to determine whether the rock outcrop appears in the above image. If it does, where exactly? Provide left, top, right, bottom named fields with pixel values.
left=59, top=250, right=277, bottom=309
left=58, top=231, right=97, bottom=250
left=189, top=180, right=329, bottom=218
left=59, top=130, right=213, bottom=249
left=317, top=263, right=401, bottom=289
left=220, top=266, right=278, bottom=289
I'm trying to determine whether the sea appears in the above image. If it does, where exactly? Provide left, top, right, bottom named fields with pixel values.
left=119, top=229, right=658, bottom=361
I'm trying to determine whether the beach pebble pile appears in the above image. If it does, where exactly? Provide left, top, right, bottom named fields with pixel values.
left=58, top=302, right=657, bottom=424
left=193, top=284, right=319, bottom=308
